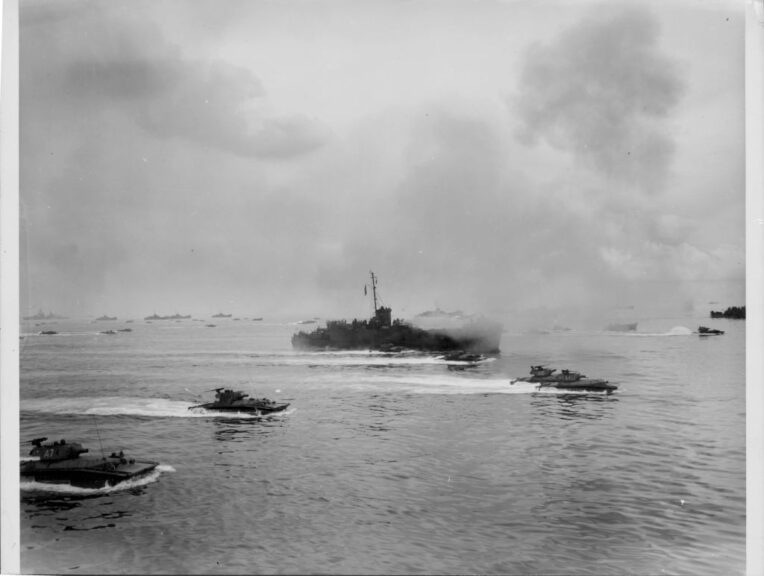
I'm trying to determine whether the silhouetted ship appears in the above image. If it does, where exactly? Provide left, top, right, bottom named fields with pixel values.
left=23, top=309, right=67, bottom=320
left=710, top=306, right=745, bottom=319
left=21, top=437, right=158, bottom=488
left=144, top=313, right=192, bottom=320
left=291, top=272, right=502, bottom=354
left=95, top=315, right=117, bottom=321
left=515, top=365, right=617, bottom=393
left=212, top=313, right=232, bottom=318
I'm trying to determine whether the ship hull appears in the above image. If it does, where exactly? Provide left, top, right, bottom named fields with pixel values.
left=21, top=457, right=158, bottom=489
left=533, top=379, right=617, bottom=393
left=518, top=376, right=617, bottom=393
left=193, top=401, right=290, bottom=414
left=291, top=322, right=500, bottom=354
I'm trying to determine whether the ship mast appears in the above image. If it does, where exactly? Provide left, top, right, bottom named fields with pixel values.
left=370, top=271, right=378, bottom=313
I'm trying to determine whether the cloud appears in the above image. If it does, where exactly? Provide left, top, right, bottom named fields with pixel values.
left=512, top=5, right=685, bottom=194
left=17, top=1, right=743, bottom=320
left=22, top=3, right=326, bottom=160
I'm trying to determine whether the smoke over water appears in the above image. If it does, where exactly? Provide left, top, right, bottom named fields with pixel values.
left=498, top=5, right=712, bottom=322
left=513, top=6, right=684, bottom=194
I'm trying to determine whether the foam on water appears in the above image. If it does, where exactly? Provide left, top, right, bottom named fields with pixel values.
left=315, top=373, right=611, bottom=395
left=252, top=349, right=396, bottom=357
left=22, top=397, right=273, bottom=419
left=607, top=326, right=694, bottom=337
left=20, top=464, right=174, bottom=495
left=257, top=356, right=494, bottom=367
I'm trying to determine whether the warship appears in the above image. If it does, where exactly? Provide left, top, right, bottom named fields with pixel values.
left=291, top=272, right=502, bottom=354
left=20, top=437, right=158, bottom=488
left=23, top=310, right=67, bottom=320
left=144, top=313, right=192, bottom=320
left=190, top=388, right=290, bottom=414
left=710, top=306, right=745, bottom=319
left=514, top=365, right=617, bottom=393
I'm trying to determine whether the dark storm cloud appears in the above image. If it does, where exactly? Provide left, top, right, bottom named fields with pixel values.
left=513, top=6, right=684, bottom=193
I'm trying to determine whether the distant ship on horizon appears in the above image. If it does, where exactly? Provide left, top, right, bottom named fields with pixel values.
left=605, top=322, right=638, bottom=332
left=23, top=309, right=67, bottom=320
left=144, top=313, right=192, bottom=321
left=291, top=272, right=502, bottom=354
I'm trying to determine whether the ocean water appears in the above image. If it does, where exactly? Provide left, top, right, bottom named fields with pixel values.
left=19, top=315, right=745, bottom=574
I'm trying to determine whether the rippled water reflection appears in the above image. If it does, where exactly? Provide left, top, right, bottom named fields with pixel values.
left=19, top=317, right=745, bottom=574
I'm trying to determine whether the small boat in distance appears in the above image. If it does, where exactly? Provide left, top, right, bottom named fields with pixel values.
left=95, top=315, right=117, bottom=321
left=697, top=326, right=725, bottom=336
left=20, top=437, right=158, bottom=489
left=39, top=330, right=58, bottom=335
left=440, top=351, right=487, bottom=363
left=189, top=388, right=290, bottom=414
left=606, top=322, right=637, bottom=332
left=514, top=365, right=617, bottom=393
left=212, top=313, right=232, bottom=318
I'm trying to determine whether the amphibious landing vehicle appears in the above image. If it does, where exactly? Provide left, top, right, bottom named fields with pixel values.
left=514, top=365, right=617, bottom=393
left=190, top=388, right=290, bottom=414
left=697, top=326, right=725, bottom=336
left=20, top=437, right=158, bottom=488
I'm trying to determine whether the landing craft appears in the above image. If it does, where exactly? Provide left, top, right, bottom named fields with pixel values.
left=697, top=326, right=725, bottom=336
left=189, top=388, right=290, bottom=414
left=513, top=365, right=617, bottom=393
left=20, top=437, right=158, bottom=489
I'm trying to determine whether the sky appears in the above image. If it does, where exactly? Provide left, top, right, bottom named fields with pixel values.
left=19, top=0, right=745, bottom=324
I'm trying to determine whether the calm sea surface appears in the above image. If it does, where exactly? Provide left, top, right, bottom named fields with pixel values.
left=19, top=314, right=745, bottom=575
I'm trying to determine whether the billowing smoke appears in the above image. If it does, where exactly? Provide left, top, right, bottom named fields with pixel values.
left=513, top=6, right=684, bottom=195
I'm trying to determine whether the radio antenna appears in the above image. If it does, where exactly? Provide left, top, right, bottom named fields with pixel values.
left=92, top=415, right=106, bottom=459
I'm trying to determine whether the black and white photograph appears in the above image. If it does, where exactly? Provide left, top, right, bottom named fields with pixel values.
left=3, top=0, right=760, bottom=573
